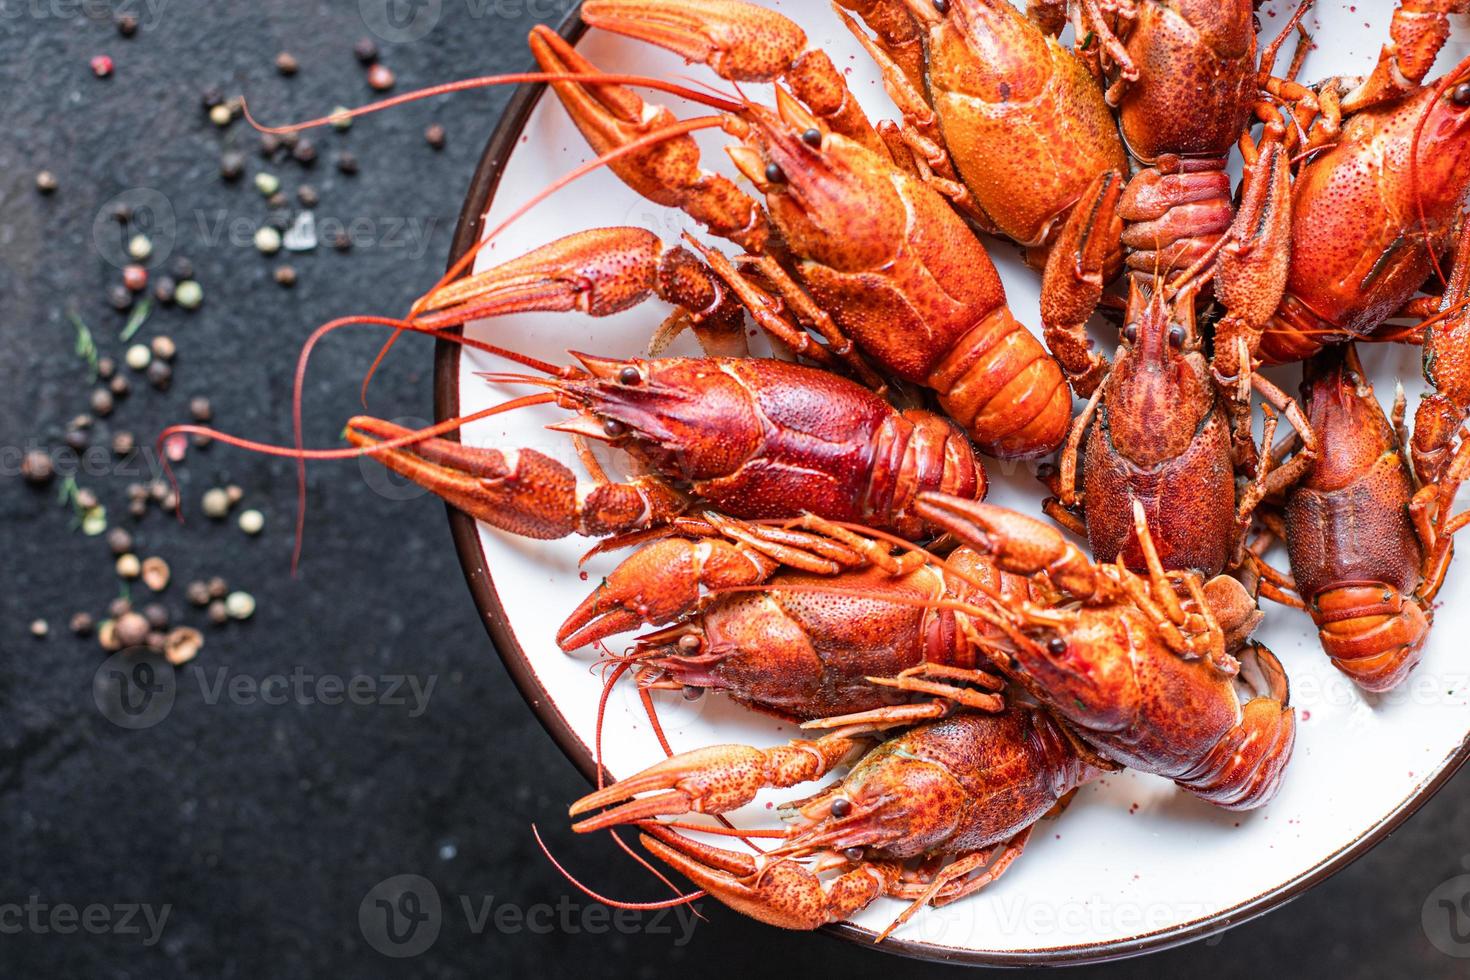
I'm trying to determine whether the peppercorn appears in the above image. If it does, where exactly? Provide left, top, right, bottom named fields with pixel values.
left=115, top=612, right=150, bottom=647
left=107, top=526, right=133, bottom=555
left=367, top=63, right=394, bottom=91
left=220, top=151, right=245, bottom=181
left=21, top=450, right=54, bottom=486
left=146, top=360, right=172, bottom=391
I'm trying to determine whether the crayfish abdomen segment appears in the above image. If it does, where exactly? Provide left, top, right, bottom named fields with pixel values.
left=1117, top=159, right=1235, bottom=277
left=1310, top=586, right=1430, bottom=693
left=929, top=307, right=1073, bottom=461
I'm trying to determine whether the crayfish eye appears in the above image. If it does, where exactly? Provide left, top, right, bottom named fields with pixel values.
left=1168, top=325, right=1186, bottom=348
left=618, top=365, right=641, bottom=385
left=932, top=0, right=949, bottom=13
left=681, top=685, right=704, bottom=701
left=601, top=418, right=627, bottom=438
left=1046, top=637, right=1068, bottom=656
left=1122, top=322, right=1139, bottom=344
left=677, top=632, right=701, bottom=653
left=1452, top=82, right=1470, bottom=107
left=764, top=162, right=786, bottom=185
left=830, top=797, right=853, bottom=818
left=800, top=128, right=822, bottom=148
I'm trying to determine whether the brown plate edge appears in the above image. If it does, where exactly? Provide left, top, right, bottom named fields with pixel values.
left=431, top=7, right=1470, bottom=967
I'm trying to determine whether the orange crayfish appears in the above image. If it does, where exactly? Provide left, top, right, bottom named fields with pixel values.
left=570, top=708, right=1097, bottom=935
left=1250, top=344, right=1470, bottom=691
left=525, top=10, right=1117, bottom=458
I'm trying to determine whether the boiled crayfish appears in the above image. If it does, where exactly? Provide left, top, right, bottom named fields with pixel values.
left=524, top=11, right=1106, bottom=459
left=1251, top=344, right=1470, bottom=691
left=1043, top=282, right=1317, bottom=577
left=912, top=493, right=1293, bottom=810
left=583, top=537, right=1029, bottom=719
left=1221, top=21, right=1470, bottom=480
left=570, top=708, right=1097, bottom=935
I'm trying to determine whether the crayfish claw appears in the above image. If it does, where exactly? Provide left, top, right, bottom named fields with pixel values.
left=347, top=417, right=685, bottom=545
left=914, top=494, right=1098, bottom=598
left=419, top=227, right=664, bottom=323
left=530, top=23, right=766, bottom=250
left=557, top=535, right=777, bottom=650
left=638, top=825, right=894, bottom=931
left=581, top=0, right=806, bottom=83
left=637, top=834, right=846, bottom=934
left=570, top=736, right=863, bottom=831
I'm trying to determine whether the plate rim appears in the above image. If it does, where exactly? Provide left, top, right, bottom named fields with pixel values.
left=432, top=6, right=1470, bottom=965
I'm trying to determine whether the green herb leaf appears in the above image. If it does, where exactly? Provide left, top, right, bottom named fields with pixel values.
left=56, top=475, right=79, bottom=507
left=67, top=312, right=98, bottom=380
left=119, top=297, right=152, bottom=342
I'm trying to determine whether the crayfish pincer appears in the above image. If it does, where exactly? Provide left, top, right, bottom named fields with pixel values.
left=569, top=709, right=1096, bottom=935
left=914, top=493, right=1295, bottom=811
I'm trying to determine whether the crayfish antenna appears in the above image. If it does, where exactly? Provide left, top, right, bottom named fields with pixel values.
left=157, top=396, right=553, bottom=574
left=532, top=825, right=706, bottom=912
left=241, top=71, right=740, bottom=135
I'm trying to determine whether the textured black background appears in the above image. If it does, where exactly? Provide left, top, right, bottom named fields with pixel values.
left=2, top=1, right=1469, bottom=977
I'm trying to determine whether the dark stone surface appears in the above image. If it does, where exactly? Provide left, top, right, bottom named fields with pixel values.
left=1, top=2, right=1467, bottom=977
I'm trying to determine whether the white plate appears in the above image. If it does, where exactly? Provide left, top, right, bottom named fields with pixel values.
left=440, top=0, right=1470, bottom=963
